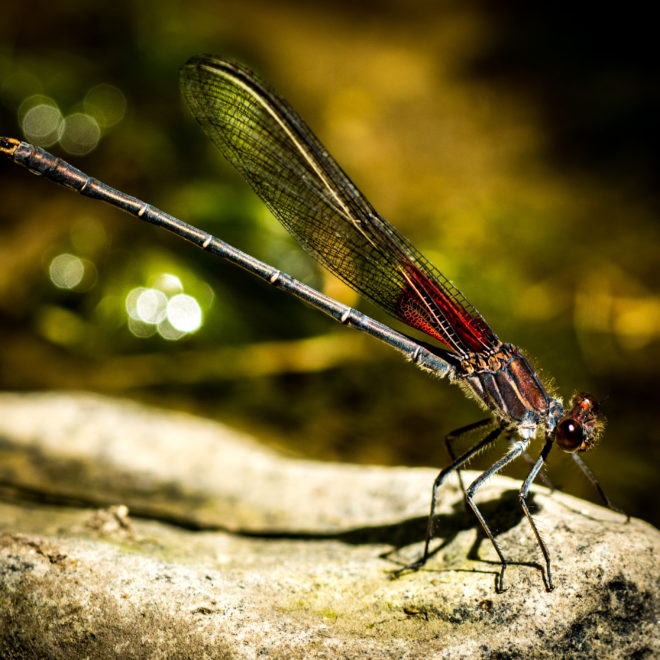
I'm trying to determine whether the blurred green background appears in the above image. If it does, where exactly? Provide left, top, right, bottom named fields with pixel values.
left=1, top=2, right=658, bottom=526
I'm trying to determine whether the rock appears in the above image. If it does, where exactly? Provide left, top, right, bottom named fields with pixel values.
left=0, top=391, right=658, bottom=658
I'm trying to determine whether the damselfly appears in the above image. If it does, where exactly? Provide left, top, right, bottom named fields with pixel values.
left=0, top=55, right=623, bottom=591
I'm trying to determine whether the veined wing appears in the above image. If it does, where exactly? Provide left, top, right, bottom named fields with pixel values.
left=179, top=55, right=498, bottom=356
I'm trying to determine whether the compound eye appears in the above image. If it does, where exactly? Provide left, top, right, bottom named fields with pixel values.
left=556, top=419, right=584, bottom=452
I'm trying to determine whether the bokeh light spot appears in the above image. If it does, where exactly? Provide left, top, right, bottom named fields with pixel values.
left=128, top=316, right=158, bottom=338
left=157, top=318, right=187, bottom=341
left=37, top=306, right=86, bottom=346
left=84, top=83, right=127, bottom=127
left=135, top=288, right=168, bottom=324
left=21, top=99, right=63, bottom=147
left=59, top=112, right=101, bottom=155
left=167, top=294, right=202, bottom=333
left=125, top=287, right=147, bottom=320
left=125, top=273, right=210, bottom=340
left=49, top=253, right=86, bottom=289
left=152, top=272, right=183, bottom=295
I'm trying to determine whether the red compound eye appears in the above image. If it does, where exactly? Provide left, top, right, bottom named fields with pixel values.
left=556, top=419, right=584, bottom=452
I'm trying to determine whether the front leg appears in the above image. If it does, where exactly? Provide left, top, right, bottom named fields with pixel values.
left=464, top=438, right=529, bottom=592
left=393, top=422, right=504, bottom=577
left=519, top=436, right=555, bottom=591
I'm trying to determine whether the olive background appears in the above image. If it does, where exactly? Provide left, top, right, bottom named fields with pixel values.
left=1, top=2, right=658, bottom=526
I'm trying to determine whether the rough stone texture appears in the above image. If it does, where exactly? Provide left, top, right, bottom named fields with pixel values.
left=0, top=391, right=658, bottom=658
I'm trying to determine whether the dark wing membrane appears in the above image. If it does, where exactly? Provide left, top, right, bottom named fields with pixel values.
left=180, top=55, right=499, bottom=355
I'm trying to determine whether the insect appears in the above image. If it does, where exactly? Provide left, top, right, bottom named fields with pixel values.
left=0, top=55, right=622, bottom=591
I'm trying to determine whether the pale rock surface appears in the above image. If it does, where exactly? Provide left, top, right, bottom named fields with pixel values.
left=0, top=391, right=658, bottom=658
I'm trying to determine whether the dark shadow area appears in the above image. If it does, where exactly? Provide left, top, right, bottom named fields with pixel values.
left=376, top=489, right=528, bottom=558
left=230, top=489, right=531, bottom=555
left=0, top=479, right=529, bottom=548
left=466, top=2, right=660, bottom=209
left=375, top=490, right=546, bottom=591
left=0, top=477, right=563, bottom=590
